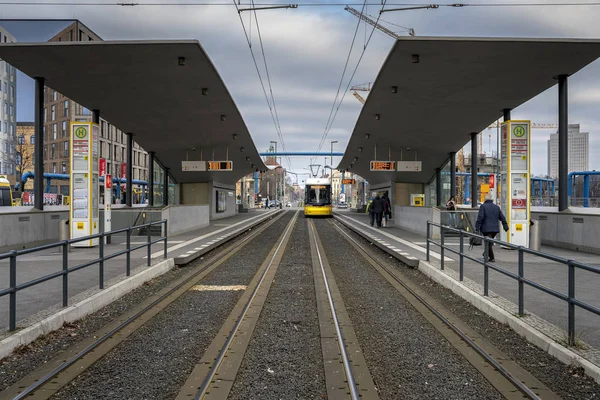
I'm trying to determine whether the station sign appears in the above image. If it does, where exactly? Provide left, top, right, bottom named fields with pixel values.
left=370, top=161, right=396, bottom=171
left=397, top=161, right=422, bottom=172
left=182, top=161, right=207, bottom=172
left=70, top=122, right=99, bottom=247
left=342, top=178, right=356, bottom=184
left=208, top=161, right=233, bottom=171
left=500, top=120, right=531, bottom=246
left=99, top=158, right=106, bottom=177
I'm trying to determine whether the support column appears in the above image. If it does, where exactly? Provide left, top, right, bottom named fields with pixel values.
left=558, top=74, right=569, bottom=211
left=450, top=152, right=456, bottom=198
left=126, top=133, right=133, bottom=207
left=435, top=167, right=442, bottom=206
left=148, top=151, right=155, bottom=206
left=34, top=77, right=45, bottom=210
left=471, top=132, right=478, bottom=208
left=92, top=109, right=100, bottom=124
left=163, top=167, right=169, bottom=206
left=503, top=108, right=512, bottom=121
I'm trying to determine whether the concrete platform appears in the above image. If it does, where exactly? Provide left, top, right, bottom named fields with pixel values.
left=334, top=210, right=600, bottom=349
left=0, top=209, right=279, bottom=331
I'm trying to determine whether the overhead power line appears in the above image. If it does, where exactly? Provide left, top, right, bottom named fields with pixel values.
left=2, top=2, right=600, bottom=6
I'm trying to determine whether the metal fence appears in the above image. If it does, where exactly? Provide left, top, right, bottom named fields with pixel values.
left=0, top=220, right=168, bottom=331
left=426, top=221, right=600, bottom=346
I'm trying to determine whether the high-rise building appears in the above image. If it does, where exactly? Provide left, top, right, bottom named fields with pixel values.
left=547, top=124, right=589, bottom=178
left=0, top=26, right=17, bottom=183
left=43, top=21, right=148, bottom=198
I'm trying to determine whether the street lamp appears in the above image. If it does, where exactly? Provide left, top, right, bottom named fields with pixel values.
left=270, top=141, right=278, bottom=204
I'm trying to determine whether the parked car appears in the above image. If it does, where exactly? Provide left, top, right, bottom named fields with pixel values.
left=286, top=202, right=291, bottom=207
left=337, top=203, right=348, bottom=209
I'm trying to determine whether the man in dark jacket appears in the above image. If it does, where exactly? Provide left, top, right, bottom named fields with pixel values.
left=372, top=195, right=384, bottom=228
left=475, top=195, right=509, bottom=262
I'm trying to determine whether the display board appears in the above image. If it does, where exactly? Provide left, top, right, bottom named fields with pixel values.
left=70, top=122, right=99, bottom=247
left=500, top=121, right=530, bottom=246
left=370, top=161, right=396, bottom=171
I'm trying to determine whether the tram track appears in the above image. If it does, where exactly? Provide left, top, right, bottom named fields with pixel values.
left=329, top=219, right=560, bottom=400
left=176, top=210, right=299, bottom=399
left=0, top=210, right=288, bottom=400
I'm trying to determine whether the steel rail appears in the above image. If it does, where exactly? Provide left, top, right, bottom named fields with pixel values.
left=193, top=211, right=299, bottom=399
left=309, top=219, right=360, bottom=400
left=332, top=221, right=542, bottom=400
left=11, top=211, right=286, bottom=400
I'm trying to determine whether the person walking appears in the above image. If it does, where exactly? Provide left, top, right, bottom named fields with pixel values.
left=382, top=193, right=391, bottom=227
left=446, top=196, right=457, bottom=226
left=366, top=197, right=375, bottom=226
left=372, top=194, right=384, bottom=228
left=475, top=194, right=509, bottom=262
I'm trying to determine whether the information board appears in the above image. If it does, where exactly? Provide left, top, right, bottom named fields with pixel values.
left=342, top=179, right=355, bottom=184
left=370, top=161, right=396, bottom=171
left=499, top=121, right=530, bottom=246
left=208, top=161, right=233, bottom=171
left=70, top=122, right=99, bottom=247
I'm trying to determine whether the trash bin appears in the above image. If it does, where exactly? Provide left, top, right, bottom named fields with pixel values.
left=529, top=219, right=541, bottom=251
left=59, top=219, right=71, bottom=252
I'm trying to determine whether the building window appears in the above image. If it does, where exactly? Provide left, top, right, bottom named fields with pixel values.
left=62, top=162, right=67, bottom=174
left=9, top=85, right=14, bottom=101
left=64, top=100, right=69, bottom=117
left=52, top=124, right=57, bottom=140
left=52, top=163, right=57, bottom=173
left=44, top=107, right=47, bottom=123
left=51, top=143, right=55, bottom=159
left=62, top=121, right=67, bottom=137
left=9, top=105, right=13, bottom=116
left=16, top=152, right=22, bottom=165
left=51, top=105, right=56, bottom=120
left=44, top=145, right=47, bottom=159
left=30, top=135, right=35, bottom=145
left=53, top=90, right=57, bottom=101
left=63, top=141, right=69, bottom=157
left=17, top=135, right=24, bottom=145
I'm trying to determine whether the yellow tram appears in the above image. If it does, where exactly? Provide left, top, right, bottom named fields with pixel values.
left=304, top=178, right=332, bottom=217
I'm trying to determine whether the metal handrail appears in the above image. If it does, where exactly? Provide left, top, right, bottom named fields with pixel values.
left=1, top=219, right=168, bottom=332
left=426, top=220, right=599, bottom=346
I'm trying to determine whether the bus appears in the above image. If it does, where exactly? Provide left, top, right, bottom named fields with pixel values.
left=0, top=175, right=13, bottom=207
left=304, top=177, right=332, bottom=217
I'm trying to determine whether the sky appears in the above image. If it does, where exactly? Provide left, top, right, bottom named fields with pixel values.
left=2, top=0, right=600, bottom=179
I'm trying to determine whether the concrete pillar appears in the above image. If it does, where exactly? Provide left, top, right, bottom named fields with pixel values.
left=435, top=167, right=442, bottom=206
left=503, top=108, right=512, bottom=121
left=148, top=151, right=155, bottom=206
left=126, top=133, right=133, bottom=207
left=34, top=77, right=45, bottom=210
left=92, top=109, right=100, bottom=124
left=164, top=167, right=170, bottom=206
left=449, top=152, right=456, bottom=199
left=558, top=74, right=569, bottom=211
left=471, top=132, right=478, bottom=208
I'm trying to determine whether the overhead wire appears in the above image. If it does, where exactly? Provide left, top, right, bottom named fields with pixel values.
left=3, top=2, right=600, bottom=6
left=313, top=0, right=367, bottom=165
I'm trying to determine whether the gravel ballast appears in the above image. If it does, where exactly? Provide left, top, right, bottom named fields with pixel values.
left=350, top=225, right=600, bottom=399
left=11, top=212, right=294, bottom=400
left=316, top=219, right=503, bottom=400
left=229, top=218, right=326, bottom=399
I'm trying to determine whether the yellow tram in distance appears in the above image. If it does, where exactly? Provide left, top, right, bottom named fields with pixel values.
left=304, top=178, right=332, bottom=217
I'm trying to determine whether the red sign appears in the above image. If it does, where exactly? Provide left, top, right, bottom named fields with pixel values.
left=489, top=174, right=495, bottom=189
left=99, top=158, right=106, bottom=177
left=512, top=198, right=526, bottom=209
left=120, top=163, right=127, bottom=179
left=105, top=174, right=112, bottom=189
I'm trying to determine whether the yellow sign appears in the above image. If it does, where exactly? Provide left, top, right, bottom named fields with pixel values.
left=342, top=179, right=356, bottom=184
left=75, top=127, right=87, bottom=139
left=370, top=161, right=396, bottom=171
left=516, top=224, right=523, bottom=232
left=513, top=125, right=525, bottom=137
left=93, top=222, right=97, bottom=229
left=77, top=222, right=84, bottom=230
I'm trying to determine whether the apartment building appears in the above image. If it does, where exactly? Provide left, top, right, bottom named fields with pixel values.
left=547, top=124, right=589, bottom=178
left=44, top=21, right=148, bottom=196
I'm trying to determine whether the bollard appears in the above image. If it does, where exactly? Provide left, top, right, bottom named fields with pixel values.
left=59, top=219, right=71, bottom=252
left=529, top=219, right=541, bottom=251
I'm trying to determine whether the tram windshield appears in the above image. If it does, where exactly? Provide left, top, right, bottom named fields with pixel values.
left=306, top=185, right=331, bottom=205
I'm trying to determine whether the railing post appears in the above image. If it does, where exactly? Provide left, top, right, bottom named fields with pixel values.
left=126, top=227, right=131, bottom=276
left=163, top=220, right=168, bottom=259
left=483, top=236, right=489, bottom=296
left=426, top=222, right=430, bottom=262
left=9, top=251, right=17, bottom=331
left=518, top=247, right=524, bottom=317
left=459, top=231, right=464, bottom=281
left=568, top=260, right=575, bottom=346
left=62, top=241, right=69, bottom=307
left=440, top=225, right=445, bottom=270
left=147, top=222, right=152, bottom=267
left=99, top=233, right=104, bottom=290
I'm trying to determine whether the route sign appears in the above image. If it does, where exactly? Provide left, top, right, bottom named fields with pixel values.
left=370, top=161, right=396, bottom=171
left=342, top=179, right=356, bottom=184
left=208, top=161, right=233, bottom=171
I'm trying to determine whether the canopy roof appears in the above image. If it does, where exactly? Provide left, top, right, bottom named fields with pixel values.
left=0, top=40, right=266, bottom=185
left=339, top=37, right=600, bottom=185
